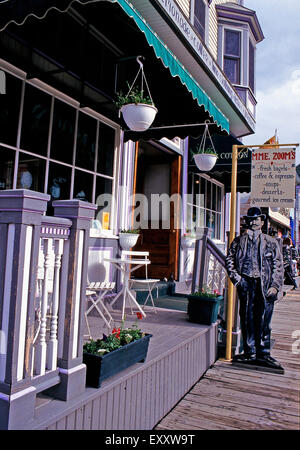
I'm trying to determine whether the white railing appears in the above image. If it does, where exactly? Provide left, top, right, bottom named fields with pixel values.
left=32, top=217, right=71, bottom=379
left=205, top=239, right=227, bottom=296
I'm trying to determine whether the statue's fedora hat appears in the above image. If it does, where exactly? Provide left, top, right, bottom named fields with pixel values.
left=244, top=207, right=266, bottom=220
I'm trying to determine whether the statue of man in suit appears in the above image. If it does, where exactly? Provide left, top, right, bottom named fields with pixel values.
left=225, top=207, right=284, bottom=370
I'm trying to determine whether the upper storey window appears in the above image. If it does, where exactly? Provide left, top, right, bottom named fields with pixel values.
left=194, top=0, right=206, bottom=40
left=216, top=2, right=264, bottom=100
left=191, top=0, right=207, bottom=42
left=224, top=29, right=241, bottom=84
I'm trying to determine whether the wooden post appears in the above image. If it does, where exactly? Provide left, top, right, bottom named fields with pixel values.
left=225, top=145, right=238, bottom=361
left=46, top=199, right=96, bottom=401
left=0, top=189, right=49, bottom=430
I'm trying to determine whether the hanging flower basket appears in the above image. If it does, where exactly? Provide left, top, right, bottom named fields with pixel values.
left=120, top=103, right=158, bottom=132
left=115, top=56, right=157, bottom=132
left=193, top=152, right=218, bottom=171
left=192, top=121, right=218, bottom=172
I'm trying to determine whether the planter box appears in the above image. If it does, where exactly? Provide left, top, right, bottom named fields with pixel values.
left=187, top=295, right=223, bottom=325
left=83, top=334, right=152, bottom=388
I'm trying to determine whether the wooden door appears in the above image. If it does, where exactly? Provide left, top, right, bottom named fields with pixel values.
left=133, top=144, right=181, bottom=280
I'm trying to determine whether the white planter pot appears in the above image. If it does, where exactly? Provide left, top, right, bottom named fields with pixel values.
left=119, top=233, right=140, bottom=250
left=120, top=103, right=158, bottom=131
left=193, top=153, right=217, bottom=171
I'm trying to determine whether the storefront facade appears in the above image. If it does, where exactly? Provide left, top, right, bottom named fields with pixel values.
left=0, top=0, right=263, bottom=285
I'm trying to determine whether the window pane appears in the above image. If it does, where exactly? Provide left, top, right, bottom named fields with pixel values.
left=194, top=0, right=206, bottom=39
left=200, top=177, right=206, bottom=207
left=206, top=181, right=211, bottom=210
left=74, top=169, right=94, bottom=202
left=50, top=99, right=76, bottom=164
left=186, top=204, right=193, bottom=231
left=97, top=122, right=115, bottom=176
left=48, top=162, right=71, bottom=201
left=21, top=84, right=51, bottom=156
left=196, top=207, right=205, bottom=228
left=17, top=153, right=46, bottom=192
left=216, top=186, right=222, bottom=212
left=225, top=30, right=240, bottom=57
left=75, top=112, right=97, bottom=171
left=224, top=57, right=240, bottom=84
left=249, top=41, right=255, bottom=92
left=95, top=176, right=113, bottom=228
left=193, top=174, right=199, bottom=205
left=0, top=72, right=22, bottom=146
left=0, top=146, right=15, bottom=190
left=211, top=183, right=216, bottom=211
left=207, top=211, right=216, bottom=238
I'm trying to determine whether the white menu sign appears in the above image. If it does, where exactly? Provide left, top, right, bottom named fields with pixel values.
left=250, top=148, right=296, bottom=208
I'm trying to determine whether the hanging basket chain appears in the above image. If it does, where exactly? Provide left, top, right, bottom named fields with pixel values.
left=198, top=120, right=217, bottom=154
left=125, top=56, right=154, bottom=104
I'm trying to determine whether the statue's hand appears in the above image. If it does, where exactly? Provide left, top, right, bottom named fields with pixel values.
left=267, top=287, right=278, bottom=297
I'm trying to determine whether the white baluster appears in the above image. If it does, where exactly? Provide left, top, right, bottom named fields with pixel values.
left=47, top=239, right=64, bottom=371
left=34, top=238, right=52, bottom=376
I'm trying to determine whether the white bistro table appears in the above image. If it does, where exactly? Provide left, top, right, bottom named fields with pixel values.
left=104, top=257, right=150, bottom=319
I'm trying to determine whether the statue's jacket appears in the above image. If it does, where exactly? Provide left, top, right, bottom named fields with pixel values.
left=226, top=233, right=284, bottom=300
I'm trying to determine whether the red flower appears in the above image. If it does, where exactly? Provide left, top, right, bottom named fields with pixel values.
left=112, top=327, right=121, bottom=339
left=136, top=312, right=143, bottom=320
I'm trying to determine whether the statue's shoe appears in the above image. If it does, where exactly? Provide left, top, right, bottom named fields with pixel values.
left=256, top=354, right=283, bottom=369
left=232, top=353, right=256, bottom=363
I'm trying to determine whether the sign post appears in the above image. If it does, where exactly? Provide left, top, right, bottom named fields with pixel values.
left=225, top=142, right=299, bottom=361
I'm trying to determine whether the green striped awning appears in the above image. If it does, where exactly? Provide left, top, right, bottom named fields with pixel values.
left=115, top=0, right=229, bottom=133
left=0, top=0, right=229, bottom=134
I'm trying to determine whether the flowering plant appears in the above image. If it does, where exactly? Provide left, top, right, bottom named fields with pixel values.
left=83, top=313, right=145, bottom=356
left=115, top=84, right=154, bottom=109
left=191, top=285, right=222, bottom=298
left=120, top=228, right=141, bottom=234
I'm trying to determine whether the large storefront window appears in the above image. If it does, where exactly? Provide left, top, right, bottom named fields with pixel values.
left=187, top=173, right=224, bottom=240
left=0, top=69, right=118, bottom=230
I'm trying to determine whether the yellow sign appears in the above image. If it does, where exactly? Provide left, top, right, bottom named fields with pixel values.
left=250, top=148, right=296, bottom=208
left=102, top=212, right=110, bottom=230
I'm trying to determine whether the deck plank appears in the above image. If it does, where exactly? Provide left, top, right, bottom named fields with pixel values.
left=156, top=289, right=300, bottom=430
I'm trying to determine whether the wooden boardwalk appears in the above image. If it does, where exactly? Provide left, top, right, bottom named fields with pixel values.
left=155, top=288, right=300, bottom=430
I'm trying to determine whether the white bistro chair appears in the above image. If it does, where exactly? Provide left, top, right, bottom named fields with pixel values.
left=122, top=250, right=160, bottom=313
left=85, top=281, right=115, bottom=338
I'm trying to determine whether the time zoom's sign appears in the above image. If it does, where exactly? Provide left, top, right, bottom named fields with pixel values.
left=250, top=148, right=296, bottom=208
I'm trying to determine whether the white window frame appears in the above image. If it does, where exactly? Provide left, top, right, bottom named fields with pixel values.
left=190, top=0, right=208, bottom=43
left=222, top=26, right=243, bottom=86
left=186, top=172, right=224, bottom=242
